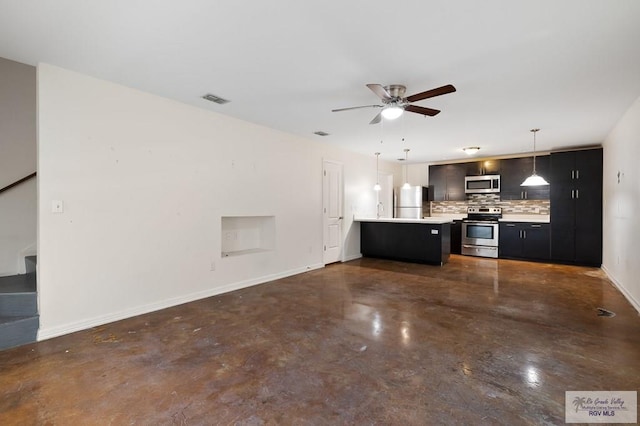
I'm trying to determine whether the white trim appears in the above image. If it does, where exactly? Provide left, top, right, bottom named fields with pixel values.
left=601, top=265, right=640, bottom=314
left=342, top=253, right=362, bottom=262
left=37, top=263, right=324, bottom=341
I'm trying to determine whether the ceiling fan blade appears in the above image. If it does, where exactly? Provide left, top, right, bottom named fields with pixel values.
left=405, top=84, right=456, bottom=103
left=332, top=104, right=382, bottom=112
left=369, top=112, right=382, bottom=125
left=405, top=105, right=441, bottom=116
left=366, top=84, right=392, bottom=100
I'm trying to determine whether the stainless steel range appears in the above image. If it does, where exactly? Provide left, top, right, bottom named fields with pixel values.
left=461, top=206, right=502, bottom=258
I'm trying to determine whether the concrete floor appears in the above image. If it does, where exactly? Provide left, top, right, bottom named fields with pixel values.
left=1, top=255, right=639, bottom=424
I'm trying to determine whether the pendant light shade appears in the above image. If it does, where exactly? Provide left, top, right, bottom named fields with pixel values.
left=521, top=128, right=549, bottom=186
left=374, top=152, right=381, bottom=191
left=521, top=174, right=549, bottom=186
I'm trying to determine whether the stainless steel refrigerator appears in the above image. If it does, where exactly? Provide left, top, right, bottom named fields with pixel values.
left=394, top=186, right=425, bottom=219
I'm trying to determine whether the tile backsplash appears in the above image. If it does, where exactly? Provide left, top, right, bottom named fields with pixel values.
left=430, top=194, right=550, bottom=215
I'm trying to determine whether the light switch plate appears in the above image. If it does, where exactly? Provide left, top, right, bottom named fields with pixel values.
left=52, top=200, right=64, bottom=213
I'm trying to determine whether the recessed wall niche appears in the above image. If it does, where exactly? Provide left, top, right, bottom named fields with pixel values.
left=221, top=216, right=275, bottom=257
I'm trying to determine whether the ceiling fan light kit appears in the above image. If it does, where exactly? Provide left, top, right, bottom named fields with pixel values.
left=332, top=83, right=456, bottom=124
left=381, top=105, right=403, bottom=120
left=521, top=128, right=549, bottom=186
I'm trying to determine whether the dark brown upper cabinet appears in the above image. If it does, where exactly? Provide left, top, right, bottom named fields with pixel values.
left=465, top=159, right=501, bottom=176
left=428, top=164, right=466, bottom=201
left=500, top=155, right=550, bottom=200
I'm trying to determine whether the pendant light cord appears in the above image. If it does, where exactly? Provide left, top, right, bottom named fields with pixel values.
left=404, top=148, right=410, bottom=187
left=531, top=128, right=540, bottom=174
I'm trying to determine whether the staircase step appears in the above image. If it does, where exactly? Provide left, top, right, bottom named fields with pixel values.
left=0, top=315, right=39, bottom=351
left=0, top=292, right=37, bottom=316
left=0, top=274, right=37, bottom=317
left=25, top=255, right=37, bottom=274
left=0, top=273, right=36, bottom=293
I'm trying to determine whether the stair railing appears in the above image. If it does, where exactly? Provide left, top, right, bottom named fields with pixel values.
left=0, top=172, right=37, bottom=196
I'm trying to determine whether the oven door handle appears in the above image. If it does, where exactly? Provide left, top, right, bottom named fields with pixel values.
left=463, top=220, right=498, bottom=225
left=462, top=245, right=497, bottom=250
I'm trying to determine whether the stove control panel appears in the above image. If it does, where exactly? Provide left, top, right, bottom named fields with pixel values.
left=467, top=206, right=502, bottom=214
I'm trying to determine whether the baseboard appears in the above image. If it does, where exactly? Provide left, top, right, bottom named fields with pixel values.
left=601, top=265, right=640, bottom=314
left=342, top=253, right=362, bottom=262
left=37, top=263, right=325, bottom=341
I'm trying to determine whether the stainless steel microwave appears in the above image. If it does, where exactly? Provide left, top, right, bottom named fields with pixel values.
left=465, top=175, right=500, bottom=194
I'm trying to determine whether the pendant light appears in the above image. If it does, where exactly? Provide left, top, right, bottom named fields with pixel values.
left=402, top=148, right=411, bottom=189
left=521, top=128, right=549, bottom=186
left=373, top=152, right=381, bottom=191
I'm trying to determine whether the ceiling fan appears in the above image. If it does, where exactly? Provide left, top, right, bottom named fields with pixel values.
left=332, top=83, right=456, bottom=124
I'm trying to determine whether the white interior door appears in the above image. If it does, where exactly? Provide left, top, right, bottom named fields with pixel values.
left=323, top=160, right=343, bottom=264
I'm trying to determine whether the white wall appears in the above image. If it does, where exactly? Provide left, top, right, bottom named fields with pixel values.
left=0, top=57, right=37, bottom=276
left=602, top=95, right=640, bottom=313
left=37, top=64, right=400, bottom=339
left=0, top=57, right=36, bottom=187
left=407, top=163, right=429, bottom=187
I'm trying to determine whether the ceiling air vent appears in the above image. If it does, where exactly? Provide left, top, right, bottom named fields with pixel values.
left=202, top=93, right=230, bottom=104
left=314, top=131, right=330, bottom=136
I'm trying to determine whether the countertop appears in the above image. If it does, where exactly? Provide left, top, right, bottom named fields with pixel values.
left=354, top=216, right=453, bottom=224
left=499, top=215, right=550, bottom=223
left=429, top=213, right=550, bottom=223
left=429, top=213, right=466, bottom=221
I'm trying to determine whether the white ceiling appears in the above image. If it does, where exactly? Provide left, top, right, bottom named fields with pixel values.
left=2, top=0, right=640, bottom=164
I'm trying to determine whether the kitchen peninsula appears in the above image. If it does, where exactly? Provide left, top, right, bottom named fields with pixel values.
left=355, top=217, right=452, bottom=265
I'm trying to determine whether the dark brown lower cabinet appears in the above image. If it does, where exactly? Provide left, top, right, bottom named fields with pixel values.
left=360, top=221, right=451, bottom=265
left=499, top=222, right=550, bottom=261
left=450, top=220, right=462, bottom=255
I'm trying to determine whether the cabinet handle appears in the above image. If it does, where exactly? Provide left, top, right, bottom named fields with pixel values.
left=506, top=224, right=516, bottom=227
left=571, top=170, right=574, bottom=179
left=576, top=170, right=579, bottom=179
left=531, top=224, right=542, bottom=228
left=522, top=230, right=527, bottom=239
left=519, top=230, right=522, bottom=238
left=575, top=189, right=579, bottom=199
left=524, top=191, right=528, bottom=199
left=571, top=189, right=575, bottom=199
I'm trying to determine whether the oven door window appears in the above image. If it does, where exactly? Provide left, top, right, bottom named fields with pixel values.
left=466, top=224, right=494, bottom=240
